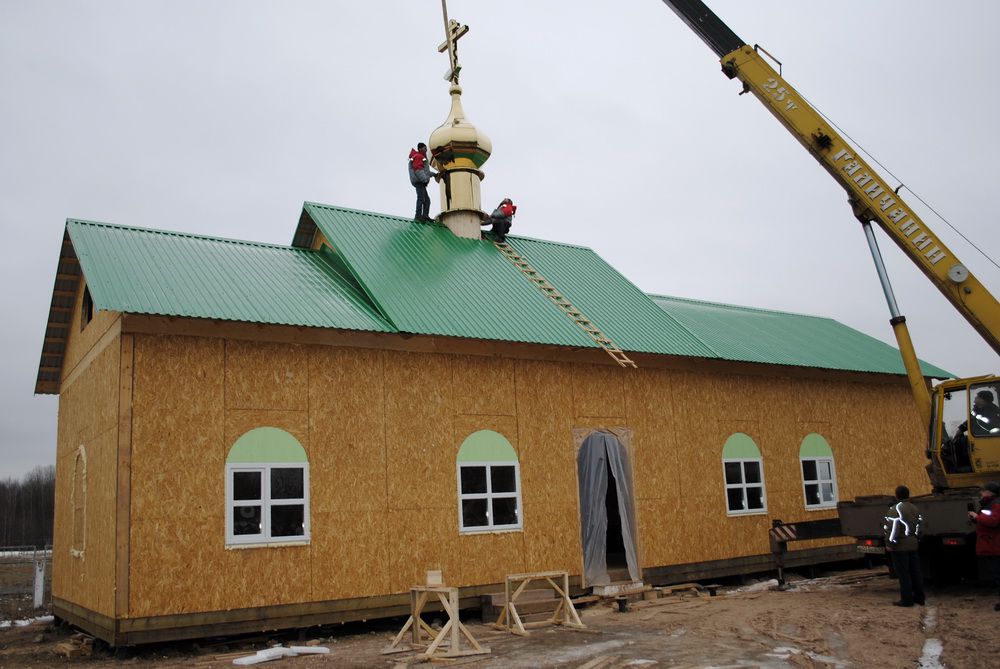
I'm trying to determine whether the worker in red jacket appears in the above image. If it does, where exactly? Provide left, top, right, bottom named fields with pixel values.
left=968, top=481, right=1000, bottom=611
left=485, top=198, right=516, bottom=242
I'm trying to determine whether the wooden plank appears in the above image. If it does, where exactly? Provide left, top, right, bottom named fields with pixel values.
left=115, top=334, right=134, bottom=619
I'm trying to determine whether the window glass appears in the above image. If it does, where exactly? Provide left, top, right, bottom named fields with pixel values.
left=744, top=462, right=762, bottom=484
left=801, top=460, right=817, bottom=481
left=492, top=497, right=518, bottom=526
left=746, top=486, right=765, bottom=510
left=724, top=462, right=742, bottom=485
left=271, top=505, right=305, bottom=537
left=726, top=488, right=745, bottom=512
left=491, top=466, right=517, bottom=493
left=233, top=471, right=261, bottom=501
left=461, top=466, right=487, bottom=494
left=804, top=484, right=820, bottom=506
left=233, top=505, right=262, bottom=536
left=462, top=498, right=489, bottom=527
left=271, top=468, right=304, bottom=499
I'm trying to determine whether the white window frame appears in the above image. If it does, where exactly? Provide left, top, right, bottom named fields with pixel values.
left=801, top=457, right=838, bottom=509
left=456, top=460, right=523, bottom=534
left=225, top=462, right=310, bottom=547
left=722, top=457, right=767, bottom=516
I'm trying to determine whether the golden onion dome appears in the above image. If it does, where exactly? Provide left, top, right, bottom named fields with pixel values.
left=429, top=85, right=492, bottom=170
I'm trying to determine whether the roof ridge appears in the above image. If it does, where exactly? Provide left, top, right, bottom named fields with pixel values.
left=648, top=292, right=835, bottom=321
left=67, top=218, right=303, bottom=252
left=303, top=201, right=596, bottom=251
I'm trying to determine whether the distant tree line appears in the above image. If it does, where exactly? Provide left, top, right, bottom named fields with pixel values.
left=0, top=465, right=55, bottom=549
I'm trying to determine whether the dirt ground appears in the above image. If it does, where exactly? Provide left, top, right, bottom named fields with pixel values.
left=2, top=567, right=999, bottom=668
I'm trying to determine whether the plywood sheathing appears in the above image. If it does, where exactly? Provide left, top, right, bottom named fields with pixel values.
left=52, top=333, right=121, bottom=617
left=129, top=334, right=226, bottom=617
left=96, top=326, right=932, bottom=622
left=60, top=276, right=121, bottom=385
left=115, top=334, right=134, bottom=619
left=225, top=340, right=309, bottom=411
left=308, top=346, right=392, bottom=600
left=515, top=361, right=582, bottom=575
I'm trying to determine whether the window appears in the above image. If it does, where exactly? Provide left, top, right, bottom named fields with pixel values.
left=721, top=433, right=766, bottom=515
left=70, top=446, right=87, bottom=557
left=81, top=285, right=94, bottom=330
left=456, top=430, right=522, bottom=532
left=799, top=433, right=838, bottom=509
left=225, top=427, right=309, bottom=546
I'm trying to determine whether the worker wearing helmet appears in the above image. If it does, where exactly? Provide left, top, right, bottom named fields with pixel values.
left=484, top=198, right=516, bottom=243
left=968, top=481, right=1000, bottom=611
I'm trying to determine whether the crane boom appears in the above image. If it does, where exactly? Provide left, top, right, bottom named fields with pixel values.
left=661, top=0, right=1000, bottom=358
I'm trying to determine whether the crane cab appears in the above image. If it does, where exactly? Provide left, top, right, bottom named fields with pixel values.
left=928, top=375, right=1000, bottom=490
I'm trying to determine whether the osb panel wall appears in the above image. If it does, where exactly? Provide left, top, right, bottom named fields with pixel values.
left=225, top=340, right=309, bottom=411
left=52, top=334, right=120, bottom=617
left=121, top=329, right=928, bottom=619
left=516, top=361, right=585, bottom=576
left=60, top=276, right=120, bottom=383
left=129, top=335, right=227, bottom=617
left=308, top=346, right=389, bottom=600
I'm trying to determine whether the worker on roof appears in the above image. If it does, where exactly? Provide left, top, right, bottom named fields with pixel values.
left=484, top=198, right=516, bottom=243
left=408, top=143, right=437, bottom=222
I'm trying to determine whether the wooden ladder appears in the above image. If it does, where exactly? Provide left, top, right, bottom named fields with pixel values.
left=493, top=241, right=637, bottom=368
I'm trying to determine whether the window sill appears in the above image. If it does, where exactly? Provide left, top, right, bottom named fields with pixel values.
left=459, top=527, right=523, bottom=536
left=225, top=540, right=310, bottom=550
left=725, top=510, right=768, bottom=517
left=804, top=504, right=838, bottom=512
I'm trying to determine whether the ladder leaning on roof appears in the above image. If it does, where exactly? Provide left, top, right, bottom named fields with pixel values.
left=493, top=241, right=637, bottom=369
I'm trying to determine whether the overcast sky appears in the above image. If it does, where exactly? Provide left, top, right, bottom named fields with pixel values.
left=2, top=1, right=998, bottom=479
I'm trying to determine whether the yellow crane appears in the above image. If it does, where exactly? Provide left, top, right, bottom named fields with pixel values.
left=661, top=1, right=1000, bottom=574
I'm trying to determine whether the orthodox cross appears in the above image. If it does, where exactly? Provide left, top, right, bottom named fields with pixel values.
left=437, top=0, right=469, bottom=84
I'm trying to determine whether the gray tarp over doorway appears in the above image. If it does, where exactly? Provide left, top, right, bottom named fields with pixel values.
left=576, top=431, right=640, bottom=586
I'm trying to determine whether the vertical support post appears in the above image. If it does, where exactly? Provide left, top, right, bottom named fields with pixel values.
left=33, top=558, right=45, bottom=609
left=449, top=588, right=460, bottom=653
left=770, top=519, right=786, bottom=587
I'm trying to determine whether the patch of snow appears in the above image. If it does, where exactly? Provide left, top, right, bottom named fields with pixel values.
left=918, top=638, right=944, bottom=668
left=728, top=578, right=780, bottom=594
left=0, top=614, right=53, bottom=629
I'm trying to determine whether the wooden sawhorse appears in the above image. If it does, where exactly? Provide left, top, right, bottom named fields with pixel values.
left=493, top=570, right=585, bottom=636
left=383, top=585, right=490, bottom=659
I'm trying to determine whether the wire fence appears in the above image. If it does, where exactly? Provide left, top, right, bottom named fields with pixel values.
left=0, top=545, right=52, bottom=622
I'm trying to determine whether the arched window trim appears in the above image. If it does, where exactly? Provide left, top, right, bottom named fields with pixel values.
left=799, top=433, right=838, bottom=510
left=456, top=430, right=523, bottom=534
left=225, top=428, right=310, bottom=548
left=70, top=445, right=87, bottom=558
left=721, top=433, right=767, bottom=516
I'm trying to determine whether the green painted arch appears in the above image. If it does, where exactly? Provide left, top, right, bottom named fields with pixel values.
left=227, top=427, right=307, bottom=464
left=457, top=430, right=517, bottom=463
left=721, top=432, right=761, bottom=459
left=799, top=433, right=833, bottom=458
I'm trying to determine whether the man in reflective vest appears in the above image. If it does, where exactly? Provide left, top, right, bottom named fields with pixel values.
left=968, top=481, right=1000, bottom=611
left=883, top=485, right=925, bottom=607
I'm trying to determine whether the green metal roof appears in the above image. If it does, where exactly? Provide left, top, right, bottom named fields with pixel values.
left=650, top=294, right=951, bottom=377
left=66, top=219, right=395, bottom=333
left=301, top=203, right=716, bottom=357
left=38, top=206, right=952, bottom=393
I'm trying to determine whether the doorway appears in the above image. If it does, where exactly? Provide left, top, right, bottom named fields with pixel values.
left=577, top=431, right=640, bottom=586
